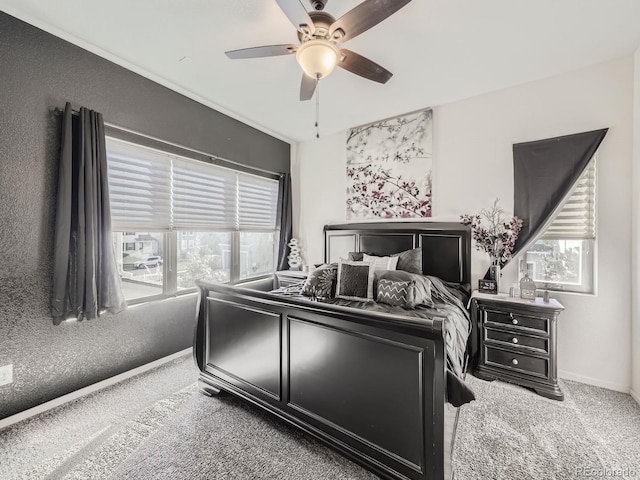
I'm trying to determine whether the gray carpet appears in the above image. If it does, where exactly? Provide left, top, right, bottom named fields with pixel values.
left=0, top=354, right=199, bottom=480
left=110, top=391, right=378, bottom=480
left=453, top=376, right=640, bottom=479
left=2, top=354, right=639, bottom=480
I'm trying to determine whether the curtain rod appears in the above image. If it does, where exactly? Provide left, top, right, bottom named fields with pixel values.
left=50, top=107, right=284, bottom=179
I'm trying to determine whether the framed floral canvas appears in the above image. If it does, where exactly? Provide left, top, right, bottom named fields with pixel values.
left=346, top=109, right=433, bottom=219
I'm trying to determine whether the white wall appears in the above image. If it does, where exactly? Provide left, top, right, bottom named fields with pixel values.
left=293, top=56, right=634, bottom=393
left=632, top=47, right=640, bottom=403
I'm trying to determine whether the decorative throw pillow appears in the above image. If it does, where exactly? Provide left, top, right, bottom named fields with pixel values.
left=335, top=260, right=375, bottom=302
left=349, top=249, right=422, bottom=274
left=363, top=253, right=399, bottom=272
left=301, top=264, right=337, bottom=299
left=378, top=270, right=434, bottom=307
left=376, top=279, right=416, bottom=308
left=392, top=248, right=423, bottom=275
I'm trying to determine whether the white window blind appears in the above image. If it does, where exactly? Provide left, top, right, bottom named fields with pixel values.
left=107, top=139, right=172, bottom=231
left=106, top=137, right=279, bottom=232
left=542, top=158, right=596, bottom=240
left=238, top=173, right=279, bottom=230
left=172, top=157, right=237, bottom=230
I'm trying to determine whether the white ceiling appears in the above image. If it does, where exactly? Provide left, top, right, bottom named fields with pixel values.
left=2, top=0, right=640, bottom=143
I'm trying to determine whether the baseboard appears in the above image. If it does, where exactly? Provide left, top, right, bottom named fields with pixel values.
left=558, top=369, right=630, bottom=394
left=0, top=348, right=192, bottom=431
left=631, top=388, right=640, bottom=406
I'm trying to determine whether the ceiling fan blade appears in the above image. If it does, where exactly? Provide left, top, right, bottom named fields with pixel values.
left=300, top=73, right=317, bottom=101
left=330, top=0, right=412, bottom=43
left=338, top=48, right=392, bottom=84
left=275, top=0, right=316, bottom=35
left=225, top=44, right=297, bottom=59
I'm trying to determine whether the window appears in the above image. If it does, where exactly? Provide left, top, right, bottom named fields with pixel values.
left=240, top=231, right=276, bottom=280
left=177, top=232, right=232, bottom=289
left=107, top=137, right=280, bottom=303
left=113, top=232, right=165, bottom=301
left=523, top=158, right=596, bottom=294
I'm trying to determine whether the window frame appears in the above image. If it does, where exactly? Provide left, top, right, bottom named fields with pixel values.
left=521, top=156, right=597, bottom=295
left=107, top=135, right=281, bottom=305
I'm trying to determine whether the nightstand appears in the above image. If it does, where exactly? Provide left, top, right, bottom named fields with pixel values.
left=471, top=291, right=565, bottom=400
left=275, top=270, right=308, bottom=288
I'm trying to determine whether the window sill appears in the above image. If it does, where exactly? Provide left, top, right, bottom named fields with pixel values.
left=126, top=290, right=199, bottom=308
left=537, top=289, right=596, bottom=299
left=124, top=274, right=275, bottom=307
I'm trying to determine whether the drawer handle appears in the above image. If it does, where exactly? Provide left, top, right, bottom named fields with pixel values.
left=512, top=337, right=519, bottom=344
left=512, top=318, right=518, bottom=325
left=512, top=359, right=519, bottom=366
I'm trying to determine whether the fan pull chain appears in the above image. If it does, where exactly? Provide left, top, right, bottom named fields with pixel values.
left=315, top=74, right=320, bottom=139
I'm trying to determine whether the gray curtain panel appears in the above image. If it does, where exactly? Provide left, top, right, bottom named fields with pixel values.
left=51, top=102, right=126, bottom=324
left=276, top=173, right=292, bottom=271
left=512, top=128, right=608, bottom=262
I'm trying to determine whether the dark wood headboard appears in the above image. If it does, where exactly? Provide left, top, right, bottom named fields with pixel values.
left=324, top=222, right=471, bottom=285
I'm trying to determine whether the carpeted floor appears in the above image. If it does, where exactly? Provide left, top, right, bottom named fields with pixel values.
left=0, top=355, right=199, bottom=480
left=453, top=376, right=640, bottom=479
left=1, top=353, right=639, bottom=480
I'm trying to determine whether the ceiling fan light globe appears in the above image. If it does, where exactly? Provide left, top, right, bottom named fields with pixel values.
left=295, top=39, right=339, bottom=79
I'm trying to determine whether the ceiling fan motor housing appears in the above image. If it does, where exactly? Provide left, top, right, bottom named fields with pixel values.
left=297, top=11, right=336, bottom=41
left=310, top=0, right=327, bottom=11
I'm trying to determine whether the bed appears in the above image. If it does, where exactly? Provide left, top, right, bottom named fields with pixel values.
left=193, top=222, right=474, bottom=480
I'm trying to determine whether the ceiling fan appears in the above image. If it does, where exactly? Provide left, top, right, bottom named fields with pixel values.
left=225, top=0, right=413, bottom=101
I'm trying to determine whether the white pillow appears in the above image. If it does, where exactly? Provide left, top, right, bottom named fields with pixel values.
left=363, top=253, right=399, bottom=272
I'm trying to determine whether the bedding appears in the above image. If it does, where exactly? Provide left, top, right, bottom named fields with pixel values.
left=272, top=272, right=475, bottom=407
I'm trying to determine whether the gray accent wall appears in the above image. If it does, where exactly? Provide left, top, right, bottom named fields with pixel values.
left=0, top=12, right=290, bottom=420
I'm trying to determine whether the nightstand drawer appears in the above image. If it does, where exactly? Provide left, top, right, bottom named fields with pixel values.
left=485, top=328, right=548, bottom=353
left=485, top=346, right=548, bottom=379
left=484, top=309, right=548, bottom=333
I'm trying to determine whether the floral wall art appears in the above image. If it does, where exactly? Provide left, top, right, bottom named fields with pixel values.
left=346, top=108, right=433, bottom=219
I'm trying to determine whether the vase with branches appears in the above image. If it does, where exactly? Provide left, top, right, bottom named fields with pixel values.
left=460, top=199, right=523, bottom=290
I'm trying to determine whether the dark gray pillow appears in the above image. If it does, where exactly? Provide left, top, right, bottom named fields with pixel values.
left=392, top=248, right=422, bottom=274
left=377, top=278, right=416, bottom=308
left=301, top=264, right=337, bottom=298
left=377, top=270, right=433, bottom=307
left=347, top=252, right=364, bottom=261
left=335, top=260, right=375, bottom=302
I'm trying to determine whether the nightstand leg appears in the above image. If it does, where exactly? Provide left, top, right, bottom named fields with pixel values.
left=533, top=386, right=564, bottom=401
left=473, top=367, right=496, bottom=382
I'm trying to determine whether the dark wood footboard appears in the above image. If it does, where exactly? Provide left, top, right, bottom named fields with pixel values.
left=194, top=281, right=459, bottom=480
